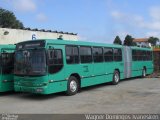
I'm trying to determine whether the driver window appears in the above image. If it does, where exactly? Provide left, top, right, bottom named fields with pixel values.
left=48, top=49, right=63, bottom=74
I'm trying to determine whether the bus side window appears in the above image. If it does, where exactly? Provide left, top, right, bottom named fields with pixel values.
left=114, top=48, right=122, bottom=61
left=104, top=48, right=113, bottom=62
left=93, top=47, right=103, bottom=62
left=1, top=53, right=14, bottom=74
left=79, top=46, right=92, bottom=63
left=48, top=49, right=63, bottom=74
left=66, top=46, right=79, bottom=64
left=147, top=51, right=152, bottom=60
left=132, top=50, right=138, bottom=61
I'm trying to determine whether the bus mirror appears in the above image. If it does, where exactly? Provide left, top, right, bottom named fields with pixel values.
left=2, top=50, right=6, bottom=53
left=49, top=46, right=54, bottom=50
left=48, top=50, right=54, bottom=59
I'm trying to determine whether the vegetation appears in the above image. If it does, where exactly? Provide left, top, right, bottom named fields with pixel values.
left=113, top=36, right=122, bottom=45
left=0, top=8, right=24, bottom=29
left=148, top=37, right=159, bottom=46
left=123, top=35, right=136, bottom=46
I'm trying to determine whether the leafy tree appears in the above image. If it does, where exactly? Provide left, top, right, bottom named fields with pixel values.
left=123, top=35, right=134, bottom=46
left=148, top=37, right=159, bottom=46
left=113, top=36, right=122, bottom=45
left=132, top=42, right=137, bottom=46
left=0, top=8, right=24, bottom=29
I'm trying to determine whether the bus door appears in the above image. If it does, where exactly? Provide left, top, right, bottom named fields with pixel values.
left=47, top=45, right=65, bottom=82
left=92, top=47, right=105, bottom=83
left=79, top=46, right=94, bottom=87
left=123, top=46, right=132, bottom=78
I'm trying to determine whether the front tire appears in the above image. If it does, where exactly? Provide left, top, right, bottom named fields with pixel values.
left=66, top=76, right=79, bottom=96
left=112, top=70, right=120, bottom=85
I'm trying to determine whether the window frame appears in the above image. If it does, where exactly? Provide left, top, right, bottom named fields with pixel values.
left=113, top=48, right=122, bottom=62
left=79, top=46, right=93, bottom=64
left=65, top=45, right=79, bottom=64
left=48, top=49, right=64, bottom=74
left=92, top=47, right=104, bottom=63
left=104, top=47, right=113, bottom=62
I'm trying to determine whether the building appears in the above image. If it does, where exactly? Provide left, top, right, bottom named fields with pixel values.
left=133, top=38, right=150, bottom=47
left=0, top=28, right=78, bottom=44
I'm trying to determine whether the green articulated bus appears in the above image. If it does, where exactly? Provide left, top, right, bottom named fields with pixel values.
left=14, top=39, right=153, bottom=95
left=0, top=45, right=15, bottom=92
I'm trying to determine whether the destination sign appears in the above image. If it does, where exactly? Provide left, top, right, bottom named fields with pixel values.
left=16, top=40, right=45, bottom=50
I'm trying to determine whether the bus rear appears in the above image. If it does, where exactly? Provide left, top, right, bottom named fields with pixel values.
left=0, top=45, right=15, bottom=92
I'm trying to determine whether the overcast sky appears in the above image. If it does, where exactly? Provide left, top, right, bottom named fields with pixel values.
left=1, top=0, right=160, bottom=43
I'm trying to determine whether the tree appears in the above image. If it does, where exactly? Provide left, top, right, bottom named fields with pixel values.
left=123, top=35, right=134, bottom=46
left=0, top=8, right=24, bottom=29
left=148, top=37, right=159, bottom=46
left=113, top=36, right=122, bottom=45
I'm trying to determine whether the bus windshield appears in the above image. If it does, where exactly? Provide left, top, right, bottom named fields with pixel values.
left=14, top=49, right=46, bottom=76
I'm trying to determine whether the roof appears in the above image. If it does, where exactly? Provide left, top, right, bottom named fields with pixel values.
left=153, top=48, right=160, bottom=52
left=133, top=38, right=149, bottom=42
left=1, top=27, right=77, bottom=35
left=0, top=44, right=15, bottom=50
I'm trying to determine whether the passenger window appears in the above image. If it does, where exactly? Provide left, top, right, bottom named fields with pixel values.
left=93, top=47, right=103, bottom=62
left=66, top=46, right=79, bottom=64
left=132, top=50, right=137, bottom=61
left=104, top=48, right=113, bottom=62
left=80, top=46, right=92, bottom=63
left=143, top=51, right=147, bottom=61
left=1, top=53, right=14, bottom=74
left=147, top=51, right=152, bottom=60
left=114, top=48, right=122, bottom=61
left=132, top=50, right=152, bottom=61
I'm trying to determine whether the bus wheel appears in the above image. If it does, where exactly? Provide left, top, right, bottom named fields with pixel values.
left=112, top=70, right=120, bottom=85
left=66, top=76, right=79, bottom=96
left=142, top=68, right=146, bottom=77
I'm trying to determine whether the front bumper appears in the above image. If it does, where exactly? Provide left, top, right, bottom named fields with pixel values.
left=14, top=85, right=48, bottom=94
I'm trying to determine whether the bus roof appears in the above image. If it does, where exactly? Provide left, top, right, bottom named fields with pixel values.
left=17, top=39, right=152, bottom=50
left=0, top=44, right=15, bottom=50
left=18, top=39, right=122, bottom=48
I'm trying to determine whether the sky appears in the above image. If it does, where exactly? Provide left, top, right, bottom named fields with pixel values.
left=1, top=0, right=160, bottom=43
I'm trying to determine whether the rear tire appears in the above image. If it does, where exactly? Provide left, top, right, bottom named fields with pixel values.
left=66, top=76, right=79, bottom=96
left=112, top=70, right=120, bottom=85
left=142, top=68, right=146, bottom=77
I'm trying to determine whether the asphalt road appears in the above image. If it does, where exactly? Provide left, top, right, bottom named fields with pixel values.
left=0, top=78, right=160, bottom=114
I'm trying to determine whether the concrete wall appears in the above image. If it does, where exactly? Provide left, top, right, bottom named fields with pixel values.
left=0, top=28, right=78, bottom=44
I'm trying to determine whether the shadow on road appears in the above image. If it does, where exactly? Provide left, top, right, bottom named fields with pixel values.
left=0, top=91, right=20, bottom=97
left=15, top=92, right=66, bottom=101
left=0, top=77, right=143, bottom=100
left=80, top=77, right=140, bottom=93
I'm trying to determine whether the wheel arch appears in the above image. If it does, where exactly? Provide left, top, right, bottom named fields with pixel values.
left=114, top=68, right=120, bottom=75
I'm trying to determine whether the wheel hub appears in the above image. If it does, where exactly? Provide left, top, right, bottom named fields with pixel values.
left=70, top=80, right=77, bottom=92
left=115, top=73, right=119, bottom=82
